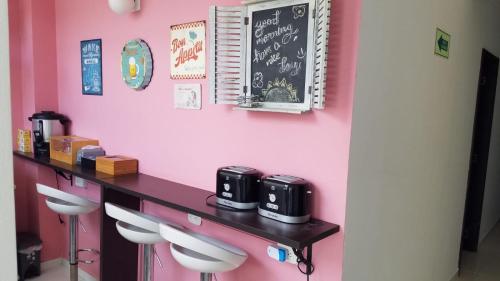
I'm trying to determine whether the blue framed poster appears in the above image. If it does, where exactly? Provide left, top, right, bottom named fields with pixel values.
left=81, top=39, right=103, bottom=95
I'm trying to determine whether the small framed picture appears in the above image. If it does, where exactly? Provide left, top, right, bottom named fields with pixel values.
left=81, top=39, right=103, bottom=95
left=174, top=84, right=202, bottom=110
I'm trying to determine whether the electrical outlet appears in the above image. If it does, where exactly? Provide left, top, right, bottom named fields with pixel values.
left=277, top=243, right=298, bottom=265
left=188, top=213, right=202, bottom=226
left=74, top=177, right=87, bottom=188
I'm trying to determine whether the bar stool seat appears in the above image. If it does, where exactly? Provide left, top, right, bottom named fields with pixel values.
left=104, top=202, right=182, bottom=281
left=105, top=202, right=181, bottom=244
left=159, top=223, right=248, bottom=280
left=37, top=184, right=99, bottom=215
left=36, top=183, right=99, bottom=281
left=116, top=221, right=164, bottom=245
left=170, top=244, right=242, bottom=273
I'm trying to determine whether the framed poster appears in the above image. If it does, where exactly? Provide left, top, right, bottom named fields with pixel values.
left=81, top=39, right=103, bottom=96
left=170, top=21, right=206, bottom=79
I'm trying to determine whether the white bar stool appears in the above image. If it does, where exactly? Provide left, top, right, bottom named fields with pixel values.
left=36, top=183, right=100, bottom=281
left=104, top=202, right=182, bottom=281
left=159, top=223, right=248, bottom=281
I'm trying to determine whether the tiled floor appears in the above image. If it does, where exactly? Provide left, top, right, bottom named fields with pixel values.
left=27, top=260, right=95, bottom=281
left=453, top=222, right=500, bottom=281
left=29, top=264, right=68, bottom=281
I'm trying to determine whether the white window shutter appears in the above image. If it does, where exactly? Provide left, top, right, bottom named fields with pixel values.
left=209, top=6, right=247, bottom=105
left=312, top=0, right=331, bottom=109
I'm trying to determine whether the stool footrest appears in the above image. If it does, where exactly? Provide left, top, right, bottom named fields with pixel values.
left=78, top=248, right=100, bottom=264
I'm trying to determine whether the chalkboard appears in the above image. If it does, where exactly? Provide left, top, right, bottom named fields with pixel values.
left=250, top=3, right=309, bottom=104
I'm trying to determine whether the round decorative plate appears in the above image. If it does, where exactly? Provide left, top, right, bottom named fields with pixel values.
left=120, top=39, right=153, bottom=90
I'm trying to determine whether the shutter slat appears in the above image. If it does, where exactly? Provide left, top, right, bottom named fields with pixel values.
left=215, top=62, right=241, bottom=68
left=215, top=34, right=243, bottom=41
left=216, top=45, right=242, bottom=51
left=216, top=6, right=244, bottom=12
left=215, top=22, right=242, bottom=29
left=216, top=67, right=242, bottom=72
left=215, top=15, right=243, bottom=21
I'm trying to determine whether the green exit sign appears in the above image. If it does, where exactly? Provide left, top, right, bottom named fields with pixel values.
left=435, top=28, right=451, bottom=59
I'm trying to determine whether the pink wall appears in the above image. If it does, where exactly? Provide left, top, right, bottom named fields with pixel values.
left=10, top=0, right=360, bottom=280
left=31, top=0, right=59, bottom=112
left=9, top=0, right=64, bottom=263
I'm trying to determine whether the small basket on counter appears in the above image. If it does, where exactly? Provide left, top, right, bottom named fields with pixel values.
left=96, top=155, right=138, bottom=175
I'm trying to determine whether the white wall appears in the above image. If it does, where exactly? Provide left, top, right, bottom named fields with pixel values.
left=343, top=0, right=500, bottom=280
left=0, top=0, right=18, bottom=279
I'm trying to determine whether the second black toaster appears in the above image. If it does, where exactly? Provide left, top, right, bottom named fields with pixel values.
left=258, top=175, right=312, bottom=224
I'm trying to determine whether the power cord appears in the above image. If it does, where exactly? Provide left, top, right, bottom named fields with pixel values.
left=54, top=171, right=65, bottom=225
left=293, top=248, right=314, bottom=281
left=55, top=170, right=72, bottom=183
left=205, top=194, right=251, bottom=212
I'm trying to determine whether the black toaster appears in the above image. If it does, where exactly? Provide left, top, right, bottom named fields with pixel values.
left=216, top=166, right=262, bottom=210
left=258, top=175, right=312, bottom=224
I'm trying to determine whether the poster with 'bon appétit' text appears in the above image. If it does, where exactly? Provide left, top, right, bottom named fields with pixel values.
left=170, top=21, right=206, bottom=79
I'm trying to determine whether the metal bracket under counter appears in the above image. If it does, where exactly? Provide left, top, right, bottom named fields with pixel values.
left=14, top=151, right=339, bottom=279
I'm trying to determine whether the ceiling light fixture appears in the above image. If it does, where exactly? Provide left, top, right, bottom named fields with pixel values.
left=108, top=0, right=141, bottom=15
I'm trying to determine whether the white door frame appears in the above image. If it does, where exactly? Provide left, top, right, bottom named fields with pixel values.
left=0, top=0, right=18, bottom=279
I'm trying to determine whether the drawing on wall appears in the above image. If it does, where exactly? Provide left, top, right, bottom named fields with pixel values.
left=252, top=72, right=264, bottom=88
left=261, top=78, right=298, bottom=103
left=120, top=39, right=154, bottom=90
left=170, top=21, right=206, bottom=79
left=174, top=84, right=202, bottom=110
left=292, top=5, right=306, bottom=19
left=81, top=39, right=103, bottom=96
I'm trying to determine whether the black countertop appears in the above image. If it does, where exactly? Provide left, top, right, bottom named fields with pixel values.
left=14, top=151, right=340, bottom=249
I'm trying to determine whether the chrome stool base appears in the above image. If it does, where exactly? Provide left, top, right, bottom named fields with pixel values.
left=201, top=273, right=213, bottom=281
left=78, top=248, right=100, bottom=264
left=68, top=215, right=100, bottom=281
left=143, top=244, right=154, bottom=281
left=69, top=216, right=78, bottom=281
left=70, top=264, right=78, bottom=281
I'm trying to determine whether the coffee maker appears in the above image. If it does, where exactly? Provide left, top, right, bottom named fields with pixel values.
left=28, top=111, right=69, bottom=158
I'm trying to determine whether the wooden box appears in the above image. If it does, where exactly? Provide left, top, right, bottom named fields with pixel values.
left=50, top=136, right=99, bottom=165
left=96, top=156, right=138, bottom=176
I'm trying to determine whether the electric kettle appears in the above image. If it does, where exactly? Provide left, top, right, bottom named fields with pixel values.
left=28, top=111, right=69, bottom=158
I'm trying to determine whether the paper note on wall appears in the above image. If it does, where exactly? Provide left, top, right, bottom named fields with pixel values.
left=174, top=84, right=202, bottom=110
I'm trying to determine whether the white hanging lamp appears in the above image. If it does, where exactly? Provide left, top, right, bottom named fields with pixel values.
left=108, top=0, right=141, bottom=14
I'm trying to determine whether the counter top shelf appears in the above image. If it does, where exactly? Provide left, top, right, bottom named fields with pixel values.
left=14, top=151, right=340, bottom=249
left=14, top=151, right=114, bottom=183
